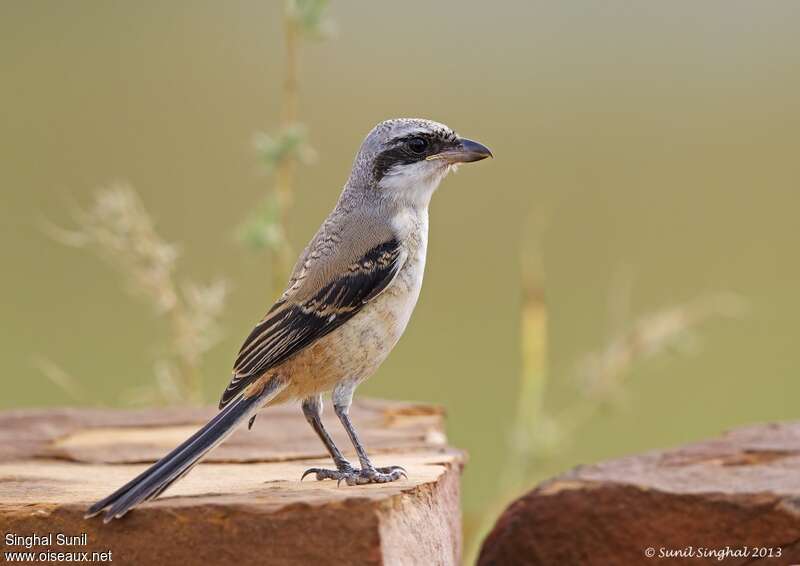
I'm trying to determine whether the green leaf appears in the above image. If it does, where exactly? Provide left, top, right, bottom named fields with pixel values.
left=236, top=192, right=285, bottom=251
left=286, top=0, right=336, bottom=39
left=253, top=124, right=315, bottom=172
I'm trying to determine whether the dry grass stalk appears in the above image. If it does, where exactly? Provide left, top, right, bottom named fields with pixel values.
left=578, top=292, right=747, bottom=405
left=45, top=183, right=227, bottom=404
left=466, top=227, right=745, bottom=563
left=33, top=357, right=87, bottom=403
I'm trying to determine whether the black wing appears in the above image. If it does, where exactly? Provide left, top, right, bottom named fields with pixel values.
left=219, top=238, right=405, bottom=409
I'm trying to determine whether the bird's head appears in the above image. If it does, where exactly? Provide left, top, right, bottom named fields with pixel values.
left=347, top=118, right=492, bottom=208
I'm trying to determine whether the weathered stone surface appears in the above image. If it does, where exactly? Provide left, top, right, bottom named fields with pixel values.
left=478, top=422, right=800, bottom=566
left=0, top=399, right=464, bottom=566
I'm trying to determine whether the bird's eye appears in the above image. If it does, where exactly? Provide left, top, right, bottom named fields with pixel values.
left=407, top=137, right=428, bottom=154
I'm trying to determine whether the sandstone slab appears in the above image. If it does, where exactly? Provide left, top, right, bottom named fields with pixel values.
left=479, top=422, right=800, bottom=566
left=0, top=399, right=464, bottom=566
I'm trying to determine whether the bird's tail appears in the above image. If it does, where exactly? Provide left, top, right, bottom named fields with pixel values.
left=86, top=377, right=284, bottom=523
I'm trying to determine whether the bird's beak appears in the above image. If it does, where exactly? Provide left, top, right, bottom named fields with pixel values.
left=427, top=137, right=493, bottom=164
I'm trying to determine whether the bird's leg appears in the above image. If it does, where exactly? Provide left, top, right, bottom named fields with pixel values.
left=325, top=382, right=406, bottom=485
left=332, top=401, right=406, bottom=485
left=300, top=395, right=355, bottom=481
left=301, top=384, right=406, bottom=486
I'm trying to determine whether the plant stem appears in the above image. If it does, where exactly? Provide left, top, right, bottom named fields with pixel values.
left=276, top=11, right=297, bottom=220
left=269, top=5, right=300, bottom=293
left=465, top=237, right=548, bottom=564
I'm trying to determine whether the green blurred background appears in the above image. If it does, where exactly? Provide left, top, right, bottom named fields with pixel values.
left=2, top=0, right=800, bottom=551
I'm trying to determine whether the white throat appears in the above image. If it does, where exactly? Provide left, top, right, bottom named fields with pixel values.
left=378, top=161, right=454, bottom=209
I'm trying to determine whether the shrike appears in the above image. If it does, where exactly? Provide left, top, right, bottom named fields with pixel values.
left=87, top=118, right=492, bottom=522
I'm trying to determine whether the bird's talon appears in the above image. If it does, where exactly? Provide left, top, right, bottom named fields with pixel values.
left=376, top=465, right=406, bottom=475
left=300, top=464, right=407, bottom=486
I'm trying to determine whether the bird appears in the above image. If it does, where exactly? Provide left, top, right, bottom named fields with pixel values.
left=86, top=118, right=492, bottom=523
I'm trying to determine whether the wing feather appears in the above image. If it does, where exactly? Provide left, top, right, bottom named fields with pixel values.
left=219, top=238, right=405, bottom=409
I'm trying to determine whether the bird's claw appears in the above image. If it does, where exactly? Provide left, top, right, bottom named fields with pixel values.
left=300, top=465, right=407, bottom=486
left=301, top=467, right=346, bottom=482
left=377, top=465, right=407, bottom=478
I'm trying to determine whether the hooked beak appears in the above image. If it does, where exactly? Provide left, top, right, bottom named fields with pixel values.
left=427, top=137, right=493, bottom=164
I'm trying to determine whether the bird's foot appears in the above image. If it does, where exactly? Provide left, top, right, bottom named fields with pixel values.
left=301, top=464, right=407, bottom=486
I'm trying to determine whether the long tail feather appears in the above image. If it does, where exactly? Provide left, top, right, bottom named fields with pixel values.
left=86, top=377, right=284, bottom=522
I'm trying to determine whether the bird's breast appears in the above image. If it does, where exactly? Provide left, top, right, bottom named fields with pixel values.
left=272, top=213, right=428, bottom=400
left=329, top=221, right=427, bottom=375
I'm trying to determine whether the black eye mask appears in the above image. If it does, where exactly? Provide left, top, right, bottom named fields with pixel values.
left=372, top=133, right=453, bottom=182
